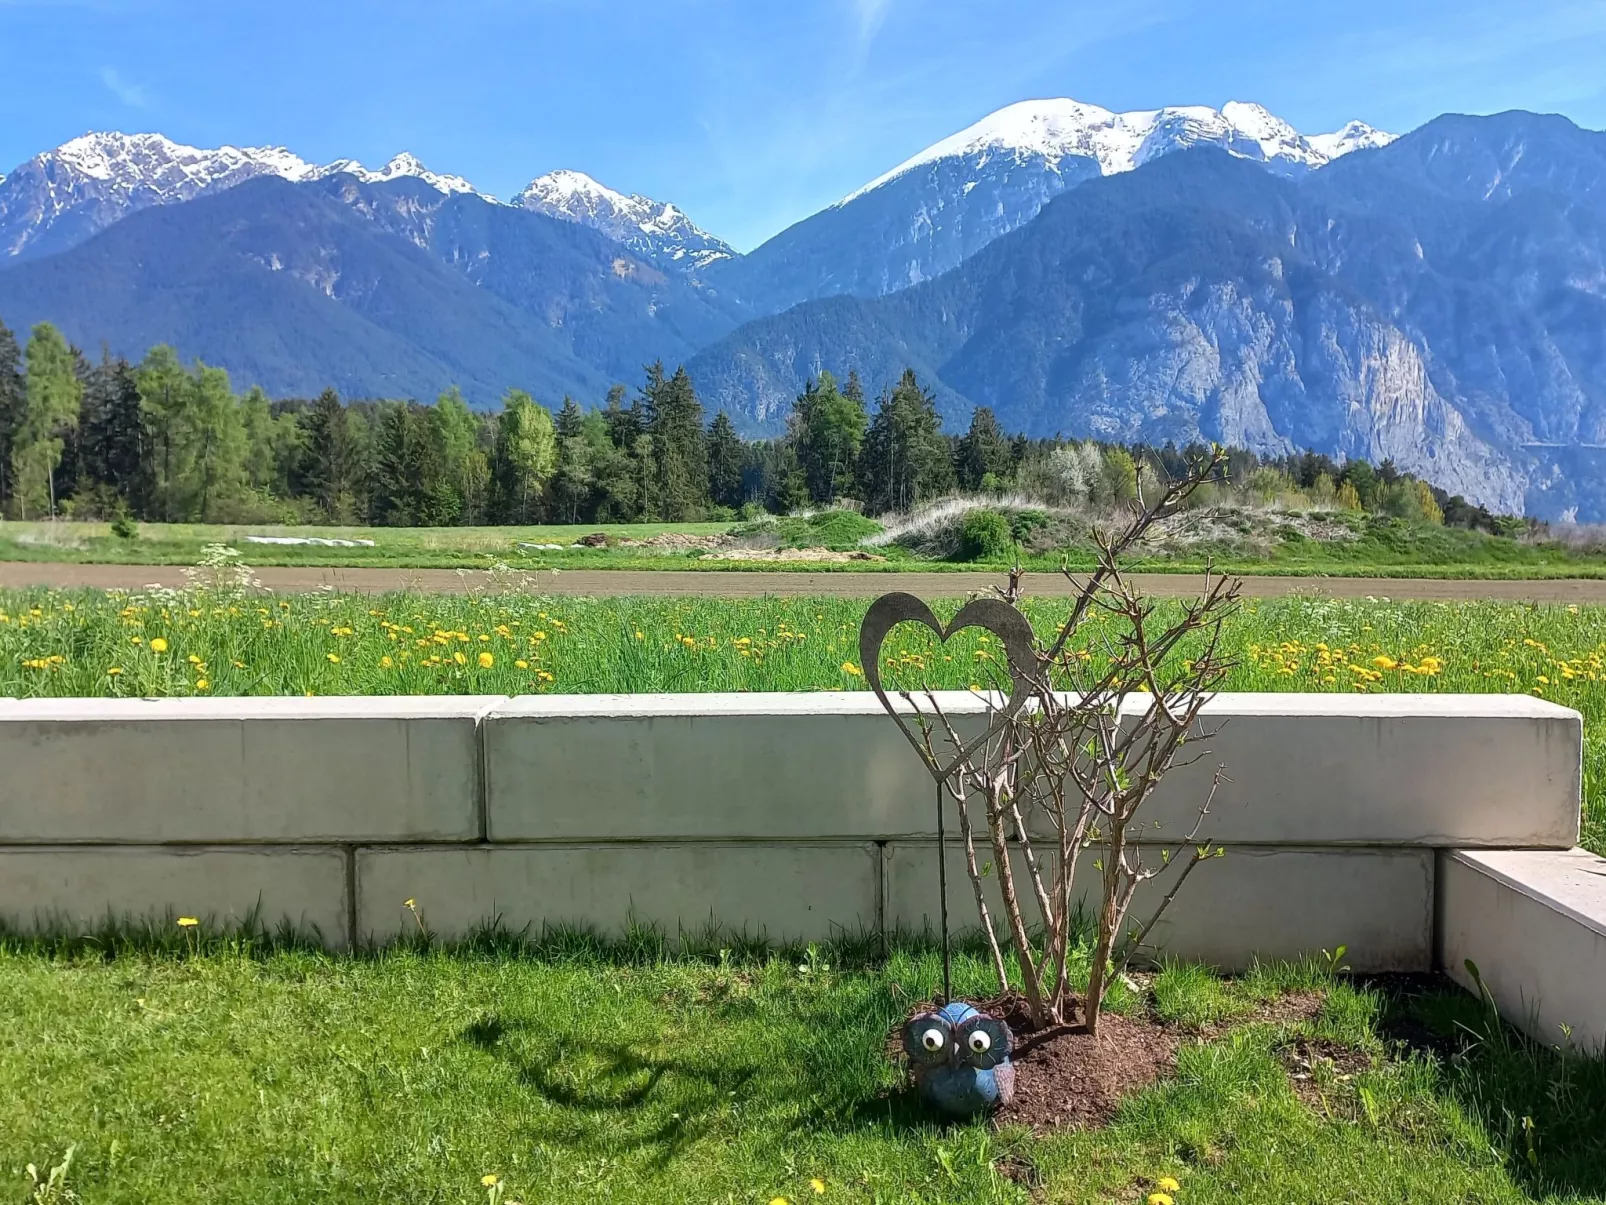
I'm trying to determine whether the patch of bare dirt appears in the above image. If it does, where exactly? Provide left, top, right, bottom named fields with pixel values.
left=1279, top=1035, right=1374, bottom=1107
left=994, top=1005, right=1178, bottom=1133
left=615, top=532, right=730, bottom=551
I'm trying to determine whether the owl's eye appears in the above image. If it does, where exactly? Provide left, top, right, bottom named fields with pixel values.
left=920, top=1027, right=946, bottom=1052
left=968, top=1030, right=992, bottom=1054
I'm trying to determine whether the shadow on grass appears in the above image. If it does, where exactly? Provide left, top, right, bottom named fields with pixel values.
left=1367, top=974, right=1606, bottom=1199
left=460, top=1013, right=760, bottom=1171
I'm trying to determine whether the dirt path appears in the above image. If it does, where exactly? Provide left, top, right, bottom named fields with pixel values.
left=5, top=561, right=1606, bottom=602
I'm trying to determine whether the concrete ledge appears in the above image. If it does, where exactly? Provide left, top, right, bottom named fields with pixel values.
left=0, top=845, right=349, bottom=947
left=885, top=842, right=1433, bottom=971
left=484, top=692, right=1580, bottom=847
left=1439, top=848, right=1606, bottom=1054
left=356, top=842, right=881, bottom=945
left=0, top=697, right=503, bottom=843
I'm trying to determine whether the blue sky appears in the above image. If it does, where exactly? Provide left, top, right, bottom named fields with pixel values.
left=2, top=0, right=1603, bottom=251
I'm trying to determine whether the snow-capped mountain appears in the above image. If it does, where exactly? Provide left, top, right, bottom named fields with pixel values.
left=0, top=132, right=487, bottom=262
left=316, top=152, right=479, bottom=197
left=715, top=98, right=1395, bottom=310
left=515, top=169, right=733, bottom=271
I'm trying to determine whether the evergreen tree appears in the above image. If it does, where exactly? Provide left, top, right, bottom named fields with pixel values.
left=858, top=369, right=954, bottom=514
left=13, top=323, right=83, bottom=518
left=955, top=406, right=1012, bottom=492
left=555, top=396, right=585, bottom=439
left=642, top=363, right=709, bottom=520
left=0, top=319, right=23, bottom=514
left=78, top=352, right=149, bottom=516
left=707, top=411, right=745, bottom=510
left=792, top=371, right=867, bottom=504
left=297, top=388, right=355, bottom=521
left=488, top=390, right=557, bottom=525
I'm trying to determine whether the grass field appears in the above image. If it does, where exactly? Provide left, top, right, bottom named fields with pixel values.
left=1, top=585, right=1602, bottom=854
left=3, top=931, right=1603, bottom=1204
left=5, top=513, right=1606, bottom=578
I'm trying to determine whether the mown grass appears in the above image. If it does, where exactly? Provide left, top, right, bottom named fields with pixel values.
left=2, top=926, right=1604, bottom=1205
left=2, top=585, right=1603, bottom=853
left=6, top=514, right=1606, bottom=578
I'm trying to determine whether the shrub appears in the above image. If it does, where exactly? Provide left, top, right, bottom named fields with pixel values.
left=958, top=507, right=1012, bottom=561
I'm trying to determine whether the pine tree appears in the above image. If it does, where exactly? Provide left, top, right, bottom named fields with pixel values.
left=955, top=406, right=1012, bottom=492
left=78, top=351, right=149, bottom=516
left=555, top=396, right=585, bottom=439
left=297, top=388, right=355, bottom=521
left=13, top=323, right=83, bottom=519
left=792, top=371, right=867, bottom=505
left=0, top=319, right=23, bottom=515
left=707, top=411, right=745, bottom=510
left=488, top=390, right=557, bottom=525
left=858, top=369, right=954, bottom=514
left=642, top=364, right=710, bottom=520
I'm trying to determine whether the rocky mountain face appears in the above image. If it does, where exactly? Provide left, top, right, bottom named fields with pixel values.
left=515, top=169, right=734, bottom=271
left=692, top=116, right=1606, bottom=517
left=705, top=99, right=1393, bottom=312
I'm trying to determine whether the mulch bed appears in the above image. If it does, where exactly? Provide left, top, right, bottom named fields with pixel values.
left=896, top=987, right=1335, bottom=1133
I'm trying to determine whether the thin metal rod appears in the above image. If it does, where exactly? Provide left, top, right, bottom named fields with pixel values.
left=937, top=779, right=952, bottom=1004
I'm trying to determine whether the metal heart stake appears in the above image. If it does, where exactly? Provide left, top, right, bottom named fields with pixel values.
left=858, top=591, right=1040, bottom=1005
left=858, top=592, right=1039, bottom=781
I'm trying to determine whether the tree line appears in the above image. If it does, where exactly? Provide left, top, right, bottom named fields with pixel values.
left=0, top=317, right=1503, bottom=530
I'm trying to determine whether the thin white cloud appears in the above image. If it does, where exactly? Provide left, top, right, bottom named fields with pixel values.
left=99, top=67, right=148, bottom=108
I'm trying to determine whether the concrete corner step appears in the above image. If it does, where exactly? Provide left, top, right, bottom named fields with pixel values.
left=1439, top=847, right=1606, bottom=1054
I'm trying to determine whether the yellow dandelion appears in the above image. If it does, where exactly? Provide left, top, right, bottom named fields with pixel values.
left=810, top=1178, right=826, bottom=1194
left=841, top=661, right=862, bottom=676
left=177, top=917, right=198, bottom=928
left=149, top=637, right=168, bottom=653
left=1148, top=1195, right=1174, bottom=1205
left=515, top=659, right=529, bottom=669
left=107, top=667, right=122, bottom=676
left=327, top=653, right=341, bottom=664
left=478, top=651, right=495, bottom=669
left=404, top=898, right=417, bottom=910
left=195, top=680, right=210, bottom=691
left=1371, top=655, right=1396, bottom=670
left=453, top=650, right=467, bottom=665
left=634, top=630, right=644, bottom=640
left=1157, top=1177, right=1181, bottom=1193
left=482, top=1174, right=500, bottom=1187
left=380, top=655, right=394, bottom=669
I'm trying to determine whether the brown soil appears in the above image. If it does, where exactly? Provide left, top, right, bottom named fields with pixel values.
left=1279, top=1035, right=1375, bottom=1107
left=903, top=992, right=1179, bottom=1133
left=6, top=563, right=1606, bottom=601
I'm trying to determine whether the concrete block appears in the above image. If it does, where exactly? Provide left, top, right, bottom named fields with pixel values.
left=885, top=841, right=1432, bottom=971
left=1138, top=694, right=1580, bottom=848
left=483, top=692, right=1580, bottom=847
left=356, top=841, right=880, bottom=945
left=1440, top=848, right=1606, bottom=1054
left=0, top=697, right=503, bottom=843
left=485, top=692, right=969, bottom=840
left=0, top=845, right=349, bottom=947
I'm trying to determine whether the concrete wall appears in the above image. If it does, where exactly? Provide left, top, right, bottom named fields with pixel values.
left=0, top=692, right=1584, bottom=980
left=1439, top=848, right=1606, bottom=1054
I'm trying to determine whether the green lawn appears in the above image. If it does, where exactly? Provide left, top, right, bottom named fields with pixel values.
left=3, top=587, right=1603, bottom=854
left=3, top=932, right=1603, bottom=1205
left=4, top=513, right=1606, bottom=578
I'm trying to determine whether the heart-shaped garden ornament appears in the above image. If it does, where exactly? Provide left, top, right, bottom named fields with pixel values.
left=858, top=592, right=1040, bottom=783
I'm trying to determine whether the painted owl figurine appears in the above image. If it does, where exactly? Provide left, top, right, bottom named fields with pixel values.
left=901, top=1001, right=1014, bottom=1116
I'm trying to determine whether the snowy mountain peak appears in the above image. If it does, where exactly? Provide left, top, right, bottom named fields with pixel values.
left=1308, top=120, right=1398, bottom=159
left=316, top=152, right=480, bottom=197
left=839, top=98, right=1393, bottom=204
left=515, top=169, right=733, bottom=270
